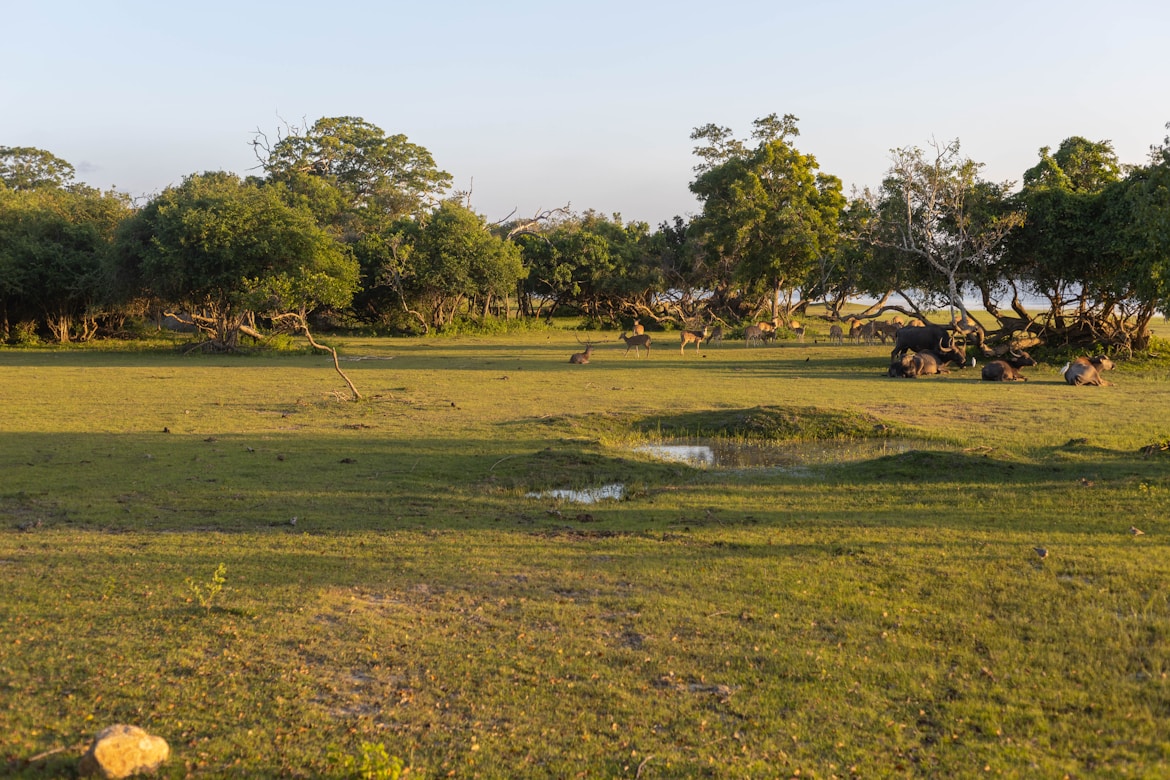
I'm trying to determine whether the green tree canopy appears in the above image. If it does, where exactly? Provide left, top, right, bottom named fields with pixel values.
left=0, top=183, right=130, bottom=342
left=112, top=172, right=357, bottom=348
left=689, top=114, right=844, bottom=321
left=256, top=116, right=452, bottom=227
left=0, top=146, right=77, bottom=192
left=406, top=201, right=524, bottom=329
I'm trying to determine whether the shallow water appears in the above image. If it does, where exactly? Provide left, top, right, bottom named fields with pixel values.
left=526, top=484, right=626, bottom=504
left=527, top=439, right=928, bottom=503
left=634, top=438, right=926, bottom=469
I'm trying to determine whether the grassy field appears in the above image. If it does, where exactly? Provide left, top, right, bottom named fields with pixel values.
left=3, top=323, right=1170, bottom=778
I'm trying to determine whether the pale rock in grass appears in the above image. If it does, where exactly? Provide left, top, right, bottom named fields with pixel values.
left=79, top=724, right=169, bottom=779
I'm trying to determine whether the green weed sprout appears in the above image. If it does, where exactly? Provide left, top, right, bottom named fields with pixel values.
left=185, top=562, right=227, bottom=614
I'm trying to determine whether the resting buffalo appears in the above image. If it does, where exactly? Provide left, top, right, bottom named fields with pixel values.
left=981, top=349, right=1037, bottom=381
left=1061, top=355, right=1116, bottom=386
left=888, top=350, right=948, bottom=378
left=1001, top=349, right=1037, bottom=369
left=981, top=360, right=1027, bottom=381
left=891, top=325, right=967, bottom=368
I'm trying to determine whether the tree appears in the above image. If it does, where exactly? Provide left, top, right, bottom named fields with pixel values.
left=1098, top=127, right=1170, bottom=350
left=112, top=172, right=357, bottom=349
left=255, top=116, right=451, bottom=227
left=0, top=179, right=130, bottom=342
left=869, top=139, right=1023, bottom=329
left=1001, top=137, right=1127, bottom=347
left=689, top=114, right=844, bottom=322
left=406, top=201, right=524, bottom=329
left=254, top=117, right=452, bottom=326
left=0, top=146, right=76, bottom=192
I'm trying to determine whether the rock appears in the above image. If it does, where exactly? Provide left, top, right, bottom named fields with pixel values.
left=79, top=724, right=169, bottom=778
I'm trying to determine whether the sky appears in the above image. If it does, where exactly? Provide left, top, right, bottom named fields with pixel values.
left=3, top=0, right=1168, bottom=226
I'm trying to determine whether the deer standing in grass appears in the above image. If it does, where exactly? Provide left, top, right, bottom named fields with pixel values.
left=680, top=325, right=709, bottom=355
left=790, top=320, right=806, bottom=343
left=618, top=331, right=652, bottom=357
left=744, top=324, right=764, bottom=347
left=705, top=325, right=724, bottom=346
left=828, top=324, right=844, bottom=344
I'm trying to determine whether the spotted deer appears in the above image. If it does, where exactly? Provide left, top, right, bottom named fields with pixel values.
left=568, top=342, right=594, bottom=364
left=618, top=331, right=652, bottom=357
left=680, top=325, right=709, bottom=354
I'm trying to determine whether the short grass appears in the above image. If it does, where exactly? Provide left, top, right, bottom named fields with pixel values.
left=3, top=325, right=1170, bottom=778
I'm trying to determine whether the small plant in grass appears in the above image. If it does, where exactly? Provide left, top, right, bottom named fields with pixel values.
left=185, top=562, right=227, bottom=614
left=100, top=575, right=118, bottom=601
left=327, top=741, right=404, bottom=780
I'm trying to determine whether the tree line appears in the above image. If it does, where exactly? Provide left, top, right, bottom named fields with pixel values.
left=2, top=114, right=1168, bottom=352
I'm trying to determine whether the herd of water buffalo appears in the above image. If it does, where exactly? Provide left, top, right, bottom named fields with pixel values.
left=570, top=319, right=1117, bottom=386
left=887, top=323, right=1115, bottom=385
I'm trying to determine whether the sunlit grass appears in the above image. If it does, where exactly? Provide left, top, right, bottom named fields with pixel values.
left=3, top=328, right=1170, bottom=777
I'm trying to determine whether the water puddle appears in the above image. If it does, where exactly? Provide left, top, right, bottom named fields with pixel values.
left=634, top=438, right=927, bottom=469
left=526, top=484, right=626, bottom=504
left=527, top=439, right=928, bottom=503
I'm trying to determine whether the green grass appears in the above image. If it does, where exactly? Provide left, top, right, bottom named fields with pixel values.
left=3, top=329, right=1170, bottom=778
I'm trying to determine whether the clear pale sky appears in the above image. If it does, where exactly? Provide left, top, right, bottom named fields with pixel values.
left=3, top=0, right=1167, bottom=226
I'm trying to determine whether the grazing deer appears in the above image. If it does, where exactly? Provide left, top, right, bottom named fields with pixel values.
left=705, top=325, right=724, bottom=346
left=618, top=331, right=652, bottom=357
left=680, top=325, right=709, bottom=354
left=790, top=320, right=806, bottom=343
left=828, top=324, right=844, bottom=344
left=847, top=318, right=864, bottom=344
left=744, top=324, right=765, bottom=347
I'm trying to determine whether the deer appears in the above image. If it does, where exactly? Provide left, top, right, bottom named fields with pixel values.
left=680, top=324, right=709, bottom=354
left=705, top=325, right=724, bottom=346
left=790, top=320, right=806, bottom=343
left=828, top=324, right=844, bottom=344
left=618, top=331, right=652, bottom=357
left=569, top=336, right=597, bottom=364
left=744, top=324, right=765, bottom=347
left=632, top=318, right=645, bottom=336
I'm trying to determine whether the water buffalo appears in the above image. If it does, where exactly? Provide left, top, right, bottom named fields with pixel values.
left=1061, top=355, right=1116, bottom=386
left=981, top=360, right=1027, bottom=381
left=982, top=349, right=1036, bottom=381
left=891, top=325, right=967, bottom=367
left=888, top=350, right=948, bottom=378
left=1001, top=348, right=1037, bottom=369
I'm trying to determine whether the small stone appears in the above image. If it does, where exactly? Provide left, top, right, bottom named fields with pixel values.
left=79, top=724, right=169, bottom=779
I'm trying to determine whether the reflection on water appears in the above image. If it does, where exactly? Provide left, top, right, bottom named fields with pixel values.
left=526, top=439, right=925, bottom=503
left=526, top=484, right=626, bottom=504
left=635, top=438, right=924, bottom=469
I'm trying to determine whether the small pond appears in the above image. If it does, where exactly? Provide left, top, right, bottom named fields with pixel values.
left=634, top=438, right=927, bottom=469
left=526, top=484, right=626, bottom=504
left=527, top=438, right=929, bottom=504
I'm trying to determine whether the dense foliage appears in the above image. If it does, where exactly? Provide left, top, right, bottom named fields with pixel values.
left=1, top=118, right=1168, bottom=350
